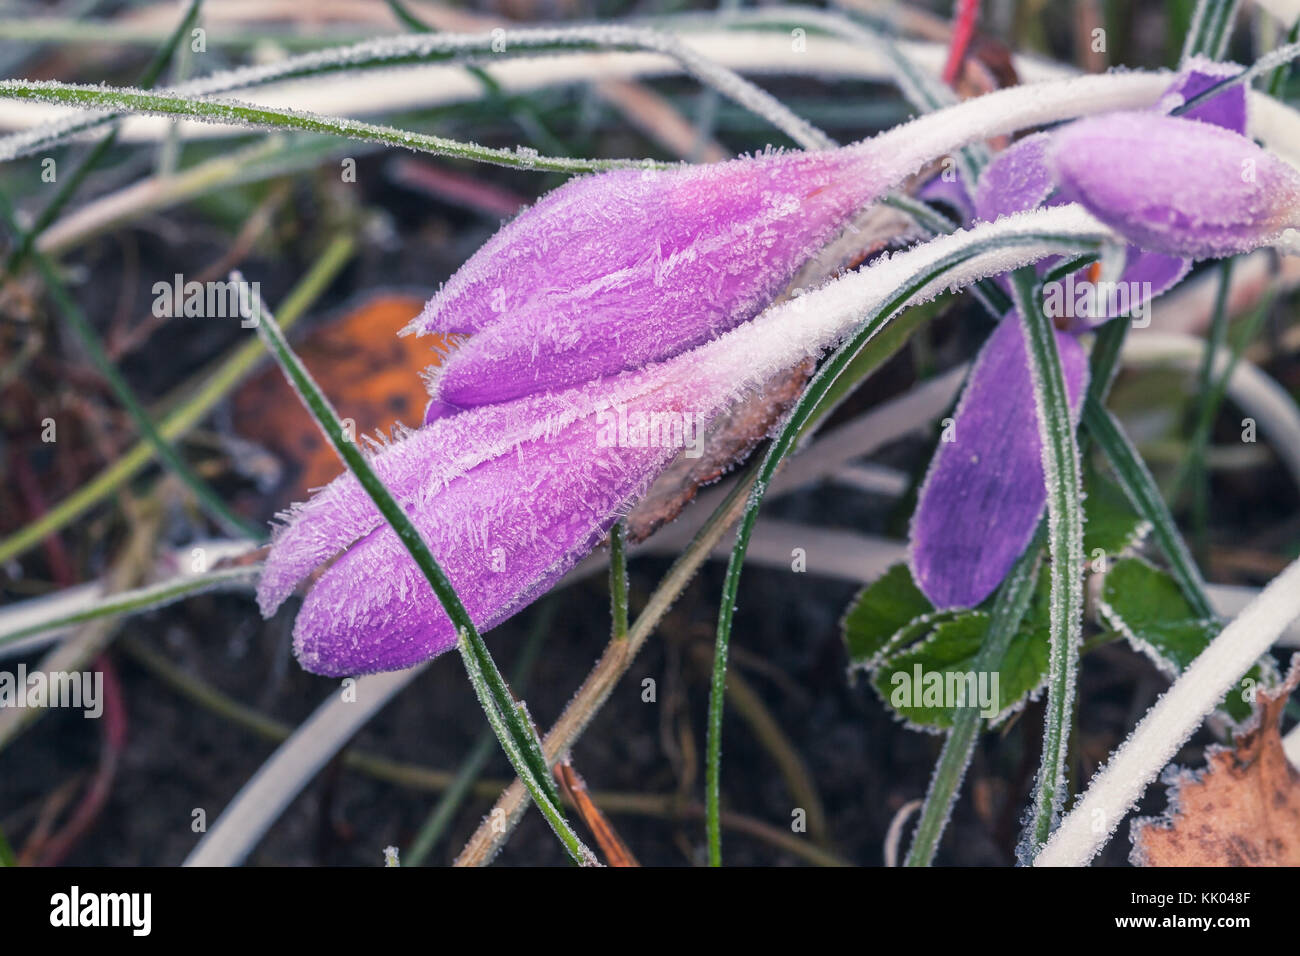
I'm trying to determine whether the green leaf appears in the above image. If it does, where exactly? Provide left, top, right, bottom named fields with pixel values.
left=1083, top=470, right=1149, bottom=559
left=869, top=605, right=1050, bottom=731
left=842, top=563, right=943, bottom=668
left=1010, top=266, right=1086, bottom=855
left=1099, top=556, right=1259, bottom=721
left=1084, top=399, right=1216, bottom=619
left=843, top=560, right=1058, bottom=731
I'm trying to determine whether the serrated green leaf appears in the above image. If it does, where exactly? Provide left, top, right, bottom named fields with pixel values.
left=842, top=563, right=935, bottom=667
left=1100, top=556, right=1258, bottom=721
left=870, top=608, right=1050, bottom=730
left=1101, top=557, right=1200, bottom=629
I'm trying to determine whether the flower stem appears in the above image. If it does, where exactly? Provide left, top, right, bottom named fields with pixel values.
left=1010, top=268, right=1086, bottom=860
left=609, top=522, right=630, bottom=641
left=904, top=522, right=1044, bottom=866
left=707, top=230, right=1106, bottom=867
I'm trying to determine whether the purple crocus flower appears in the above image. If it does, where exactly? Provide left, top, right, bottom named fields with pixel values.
left=258, top=377, right=685, bottom=675
left=909, top=62, right=1300, bottom=609
left=260, top=60, right=1300, bottom=674
left=259, top=364, right=714, bottom=675
left=258, top=126, right=983, bottom=675
left=408, top=135, right=997, bottom=421
left=261, top=278, right=855, bottom=675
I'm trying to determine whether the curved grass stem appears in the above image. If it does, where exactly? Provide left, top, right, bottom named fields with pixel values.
left=904, top=523, right=1044, bottom=866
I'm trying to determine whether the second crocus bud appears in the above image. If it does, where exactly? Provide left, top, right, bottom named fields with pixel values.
left=1049, top=111, right=1300, bottom=259
left=407, top=146, right=898, bottom=420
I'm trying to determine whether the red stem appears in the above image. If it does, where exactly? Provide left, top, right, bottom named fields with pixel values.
left=942, top=0, right=982, bottom=87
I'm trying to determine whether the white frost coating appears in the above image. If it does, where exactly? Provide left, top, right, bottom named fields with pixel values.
left=192, top=206, right=1112, bottom=868
left=1011, top=274, right=1087, bottom=858
left=1247, top=89, right=1300, bottom=173
left=1121, top=332, right=1300, bottom=492
left=0, top=582, right=102, bottom=658
left=0, top=566, right=261, bottom=659
left=662, top=204, right=1112, bottom=418
left=1034, top=555, right=1300, bottom=867
left=0, top=539, right=261, bottom=660
left=854, top=71, right=1170, bottom=182
left=883, top=799, right=923, bottom=866
left=0, top=39, right=1163, bottom=153
left=0, top=24, right=837, bottom=158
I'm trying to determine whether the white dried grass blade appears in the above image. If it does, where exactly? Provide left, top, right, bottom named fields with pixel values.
left=1034, top=555, right=1300, bottom=866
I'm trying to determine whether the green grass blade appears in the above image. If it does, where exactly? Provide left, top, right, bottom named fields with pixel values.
left=0, top=565, right=259, bottom=652
left=609, top=522, right=630, bottom=641
left=454, top=630, right=596, bottom=865
left=904, top=523, right=1045, bottom=866
left=707, top=228, right=1106, bottom=866
left=244, top=274, right=589, bottom=863
left=1083, top=399, right=1217, bottom=619
left=0, top=191, right=263, bottom=540
left=0, top=233, right=353, bottom=565
left=1011, top=268, right=1086, bottom=860
left=0, top=80, right=651, bottom=174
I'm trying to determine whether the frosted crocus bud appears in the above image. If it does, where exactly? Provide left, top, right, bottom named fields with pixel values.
left=906, top=65, right=1270, bottom=610
left=260, top=204, right=1111, bottom=675
left=261, top=275, right=833, bottom=675
left=259, top=375, right=695, bottom=675
left=1049, top=111, right=1300, bottom=258
left=409, top=147, right=898, bottom=420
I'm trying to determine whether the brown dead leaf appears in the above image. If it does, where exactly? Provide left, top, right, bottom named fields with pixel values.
left=1131, top=656, right=1300, bottom=866
left=232, top=294, right=444, bottom=507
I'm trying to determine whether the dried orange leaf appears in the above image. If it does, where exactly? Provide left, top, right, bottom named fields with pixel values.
left=232, top=295, right=442, bottom=505
left=1131, top=656, right=1300, bottom=866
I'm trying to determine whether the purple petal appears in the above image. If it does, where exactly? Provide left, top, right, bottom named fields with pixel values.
left=257, top=392, right=588, bottom=617
left=408, top=148, right=891, bottom=411
left=289, top=412, right=677, bottom=675
left=1049, top=112, right=1300, bottom=258
left=1052, top=250, right=1191, bottom=332
left=909, top=315, right=1090, bottom=609
left=974, top=132, right=1056, bottom=222
left=1162, top=56, right=1247, bottom=134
